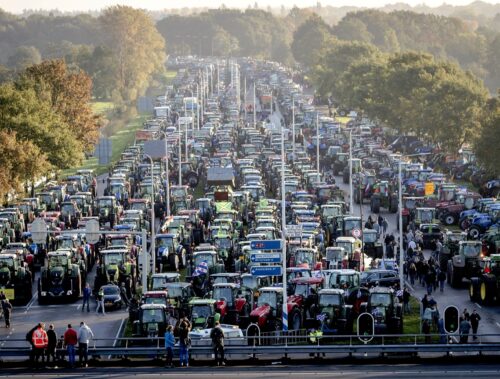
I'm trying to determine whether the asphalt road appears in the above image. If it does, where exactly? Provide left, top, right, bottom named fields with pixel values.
left=2, top=363, right=500, bottom=378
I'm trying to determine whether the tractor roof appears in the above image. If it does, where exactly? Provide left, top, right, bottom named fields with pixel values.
left=189, top=298, right=216, bottom=305
left=291, top=277, right=323, bottom=285
left=318, top=288, right=345, bottom=296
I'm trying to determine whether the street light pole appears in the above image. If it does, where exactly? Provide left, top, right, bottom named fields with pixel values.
left=178, top=129, right=182, bottom=186
left=253, top=82, right=256, bottom=129
left=158, top=131, right=170, bottom=218
left=281, top=123, right=288, bottom=332
left=144, top=153, right=155, bottom=274
left=244, top=76, right=247, bottom=121
left=292, top=94, right=295, bottom=163
left=316, top=113, right=320, bottom=183
left=349, top=130, right=353, bottom=214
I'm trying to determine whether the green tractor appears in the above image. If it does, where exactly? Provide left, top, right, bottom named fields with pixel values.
left=447, top=241, right=483, bottom=288
left=353, top=172, right=376, bottom=205
left=438, top=231, right=467, bottom=272
left=94, top=196, right=120, bottom=228
left=38, top=251, right=82, bottom=304
left=370, top=181, right=398, bottom=213
left=94, top=249, right=136, bottom=296
left=470, top=254, right=500, bottom=305
left=363, top=229, right=383, bottom=259
left=189, top=298, right=218, bottom=329
left=0, top=253, right=32, bottom=305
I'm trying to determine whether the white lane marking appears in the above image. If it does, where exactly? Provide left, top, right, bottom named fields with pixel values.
left=24, top=292, right=38, bottom=313
left=496, top=322, right=500, bottom=328
left=474, top=303, right=482, bottom=309
left=109, top=317, right=127, bottom=360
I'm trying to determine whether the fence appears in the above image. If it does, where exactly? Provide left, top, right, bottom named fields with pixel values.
left=2, top=333, right=500, bottom=364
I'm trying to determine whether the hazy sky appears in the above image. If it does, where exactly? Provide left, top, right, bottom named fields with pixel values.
left=0, top=0, right=497, bottom=14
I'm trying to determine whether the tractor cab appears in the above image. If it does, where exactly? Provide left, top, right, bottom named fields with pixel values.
left=342, top=216, right=362, bottom=237
left=189, top=299, right=217, bottom=329
left=415, top=207, right=438, bottom=227
left=133, top=304, right=167, bottom=338
left=313, top=288, right=353, bottom=334
left=150, top=273, right=181, bottom=291
left=324, top=247, right=346, bottom=269
left=363, top=229, right=383, bottom=259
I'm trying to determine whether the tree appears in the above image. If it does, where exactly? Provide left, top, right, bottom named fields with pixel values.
left=7, top=46, right=41, bottom=70
left=0, top=130, right=49, bottom=201
left=0, top=83, right=83, bottom=169
left=212, top=27, right=239, bottom=56
left=20, top=59, right=101, bottom=152
left=474, top=96, right=500, bottom=176
left=99, top=6, right=166, bottom=105
left=291, top=14, right=333, bottom=67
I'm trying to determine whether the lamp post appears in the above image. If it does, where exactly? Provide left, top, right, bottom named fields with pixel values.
left=178, top=129, right=182, bottom=186
left=292, top=94, right=295, bottom=163
left=253, top=81, right=256, bottom=129
left=158, top=131, right=170, bottom=218
left=143, top=153, right=155, bottom=274
left=316, top=113, right=320, bottom=183
left=349, top=130, right=353, bottom=214
left=281, top=123, right=288, bottom=332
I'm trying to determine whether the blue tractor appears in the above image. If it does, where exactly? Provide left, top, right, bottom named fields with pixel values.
left=467, top=204, right=500, bottom=240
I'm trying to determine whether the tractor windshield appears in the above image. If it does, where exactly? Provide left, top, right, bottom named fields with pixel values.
left=0, top=257, right=14, bottom=268
left=103, top=253, right=123, bottom=265
left=371, top=293, right=391, bottom=307
left=130, top=202, right=147, bottom=212
left=330, top=274, right=357, bottom=289
left=461, top=244, right=480, bottom=258
left=214, top=238, right=232, bottom=250
left=157, top=237, right=174, bottom=249
left=419, top=210, right=434, bottom=223
left=48, top=255, right=68, bottom=268
left=191, top=304, right=212, bottom=318
left=344, top=219, right=361, bottom=232
left=363, top=232, right=378, bottom=243
left=59, top=239, right=74, bottom=249
left=320, top=294, right=341, bottom=307
left=213, top=287, right=233, bottom=305
left=295, top=251, right=314, bottom=266
left=171, top=188, right=187, bottom=198
left=61, top=204, right=75, bottom=215
left=194, top=254, right=214, bottom=268
left=98, top=199, right=113, bottom=207
left=322, top=207, right=341, bottom=218
left=142, top=308, right=164, bottom=323
left=257, top=291, right=278, bottom=307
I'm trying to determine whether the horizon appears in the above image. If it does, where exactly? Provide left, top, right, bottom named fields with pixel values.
left=0, top=0, right=499, bottom=14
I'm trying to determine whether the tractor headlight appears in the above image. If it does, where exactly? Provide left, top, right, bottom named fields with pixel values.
left=41, top=291, right=47, bottom=296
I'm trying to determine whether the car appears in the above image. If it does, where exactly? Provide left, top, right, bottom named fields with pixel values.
left=361, top=270, right=399, bottom=288
left=102, top=284, right=123, bottom=310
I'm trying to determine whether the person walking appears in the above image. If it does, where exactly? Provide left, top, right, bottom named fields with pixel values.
left=164, top=325, right=175, bottom=368
left=437, top=269, right=446, bottom=293
left=96, top=287, right=105, bottom=315
left=178, top=317, right=191, bottom=367
left=82, top=283, right=91, bottom=312
left=46, top=324, right=57, bottom=367
left=210, top=321, right=225, bottom=366
left=32, top=322, right=48, bottom=369
left=77, top=321, right=94, bottom=367
left=2, top=298, right=12, bottom=328
left=402, top=287, right=411, bottom=314
left=63, top=324, right=77, bottom=368
left=382, top=218, right=389, bottom=237
left=470, top=309, right=481, bottom=340
left=459, top=316, right=471, bottom=344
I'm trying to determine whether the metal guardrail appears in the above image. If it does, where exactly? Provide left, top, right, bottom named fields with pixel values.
left=2, top=334, right=500, bottom=361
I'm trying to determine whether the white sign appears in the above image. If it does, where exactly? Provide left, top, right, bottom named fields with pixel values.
left=85, top=219, right=101, bottom=244
left=285, top=224, right=303, bottom=237
left=31, top=218, right=48, bottom=244
left=352, top=228, right=362, bottom=238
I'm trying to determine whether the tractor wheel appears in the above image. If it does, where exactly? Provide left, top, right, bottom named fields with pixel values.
left=354, top=190, right=360, bottom=204
left=186, top=173, right=199, bottom=188
left=371, top=198, right=380, bottom=214
left=469, top=278, right=480, bottom=302
left=290, top=309, right=302, bottom=330
left=389, top=198, right=398, bottom=213
left=459, top=218, right=470, bottom=231
left=72, top=274, right=81, bottom=300
left=443, top=214, right=456, bottom=226
left=168, top=254, right=179, bottom=272
left=468, top=226, right=481, bottom=240
left=479, top=275, right=497, bottom=305
left=179, top=249, right=187, bottom=269
left=343, top=172, right=349, bottom=184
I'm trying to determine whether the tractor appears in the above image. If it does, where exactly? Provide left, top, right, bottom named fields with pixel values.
left=363, top=229, right=383, bottom=259
left=438, top=231, right=467, bottom=272
left=38, top=250, right=82, bottom=303
left=94, top=196, right=121, bottom=228
left=438, top=192, right=481, bottom=226
left=94, top=249, right=136, bottom=296
left=156, top=233, right=187, bottom=272
left=360, top=287, right=403, bottom=334
left=288, top=277, right=324, bottom=328
left=414, top=207, right=439, bottom=228
left=353, top=172, right=376, bottom=204
left=470, top=254, right=500, bottom=305
left=320, top=204, right=344, bottom=245
left=332, top=153, right=349, bottom=176
left=0, top=252, right=32, bottom=305
left=132, top=304, right=168, bottom=340
left=212, top=282, right=253, bottom=328
left=189, top=299, right=218, bottom=329
left=467, top=204, right=500, bottom=240
left=447, top=241, right=482, bottom=288
left=370, top=181, right=398, bottom=213
left=309, top=289, right=353, bottom=335
left=342, top=158, right=362, bottom=184
left=59, top=201, right=81, bottom=229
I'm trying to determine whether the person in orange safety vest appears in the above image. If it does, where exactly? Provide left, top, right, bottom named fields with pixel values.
left=32, top=322, right=48, bottom=369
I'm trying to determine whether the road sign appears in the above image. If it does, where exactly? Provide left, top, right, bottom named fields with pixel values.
left=352, top=228, right=362, bottom=238
left=424, top=182, right=435, bottom=196
left=30, top=218, right=47, bottom=244
left=250, top=240, right=282, bottom=250
left=85, top=219, right=101, bottom=244
left=285, top=224, right=303, bottom=237
left=250, top=265, right=282, bottom=276
left=250, top=253, right=282, bottom=264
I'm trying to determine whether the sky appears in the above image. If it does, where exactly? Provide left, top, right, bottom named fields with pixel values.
left=0, top=0, right=498, bottom=14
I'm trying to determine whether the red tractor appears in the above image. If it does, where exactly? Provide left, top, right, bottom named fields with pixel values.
left=247, top=287, right=302, bottom=335
left=212, top=282, right=253, bottom=328
left=288, top=277, right=323, bottom=327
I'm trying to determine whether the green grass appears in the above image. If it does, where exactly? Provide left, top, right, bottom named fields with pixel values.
left=91, top=101, right=114, bottom=115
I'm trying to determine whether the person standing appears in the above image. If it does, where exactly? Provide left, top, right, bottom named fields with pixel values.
left=63, top=324, right=77, bottom=368
left=164, top=325, right=175, bottom=368
left=470, top=309, right=481, bottom=340
left=459, top=316, right=471, bottom=343
left=32, top=322, right=48, bottom=369
left=46, top=324, right=57, bottom=367
left=2, top=298, right=12, bottom=328
left=178, top=317, right=191, bottom=367
left=402, top=287, right=411, bottom=314
left=382, top=218, right=389, bottom=237
left=96, top=287, right=105, bottom=315
left=82, top=283, right=91, bottom=312
left=437, top=269, right=446, bottom=293
left=210, top=321, right=225, bottom=366
left=77, top=321, right=94, bottom=367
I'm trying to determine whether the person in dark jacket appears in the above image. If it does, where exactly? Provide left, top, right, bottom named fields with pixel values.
left=470, top=309, right=481, bottom=340
left=210, top=321, right=225, bottom=366
left=46, top=324, right=57, bottom=366
left=459, top=316, right=471, bottom=343
left=2, top=299, right=12, bottom=328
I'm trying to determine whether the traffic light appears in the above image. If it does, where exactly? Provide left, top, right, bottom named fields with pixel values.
left=357, top=312, right=374, bottom=343
left=444, top=305, right=459, bottom=334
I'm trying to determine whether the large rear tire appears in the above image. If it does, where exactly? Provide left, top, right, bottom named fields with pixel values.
left=290, top=309, right=302, bottom=330
left=469, top=278, right=480, bottom=302
left=168, top=254, right=179, bottom=272
left=371, top=198, right=380, bottom=214
left=479, top=276, right=497, bottom=305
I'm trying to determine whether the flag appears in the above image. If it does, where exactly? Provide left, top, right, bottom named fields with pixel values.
left=316, top=313, right=326, bottom=322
